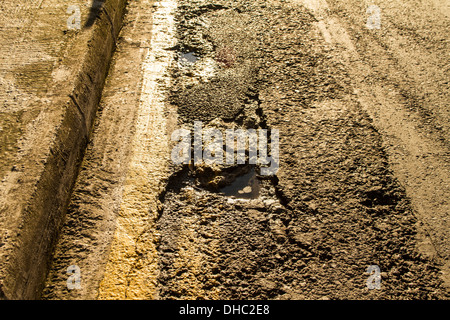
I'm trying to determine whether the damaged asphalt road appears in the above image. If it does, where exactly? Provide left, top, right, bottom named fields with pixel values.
left=42, top=0, right=449, bottom=300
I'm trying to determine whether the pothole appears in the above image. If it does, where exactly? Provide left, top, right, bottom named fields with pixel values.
left=219, top=167, right=260, bottom=199
left=179, top=52, right=199, bottom=65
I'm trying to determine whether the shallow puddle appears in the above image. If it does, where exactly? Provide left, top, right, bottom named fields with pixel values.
left=179, top=52, right=199, bottom=65
left=220, top=167, right=260, bottom=199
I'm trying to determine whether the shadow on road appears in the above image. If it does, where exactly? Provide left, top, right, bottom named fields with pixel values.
left=84, top=0, right=106, bottom=28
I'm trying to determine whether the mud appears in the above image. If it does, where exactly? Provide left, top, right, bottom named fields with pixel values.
left=40, top=0, right=448, bottom=300
left=155, top=0, right=448, bottom=299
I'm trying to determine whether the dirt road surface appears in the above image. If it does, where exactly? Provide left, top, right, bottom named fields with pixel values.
left=2, top=0, right=447, bottom=299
